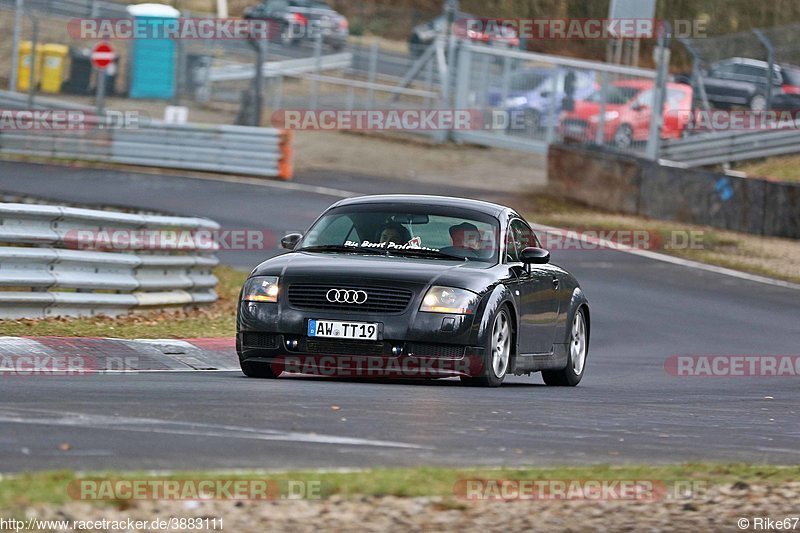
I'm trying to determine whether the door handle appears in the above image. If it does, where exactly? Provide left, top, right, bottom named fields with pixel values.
left=552, top=277, right=560, bottom=289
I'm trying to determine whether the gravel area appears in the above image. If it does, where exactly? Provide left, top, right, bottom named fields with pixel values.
left=18, top=482, right=800, bottom=532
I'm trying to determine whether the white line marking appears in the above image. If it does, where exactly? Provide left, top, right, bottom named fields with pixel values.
left=532, top=223, right=800, bottom=291
left=164, top=172, right=357, bottom=199
left=0, top=408, right=428, bottom=450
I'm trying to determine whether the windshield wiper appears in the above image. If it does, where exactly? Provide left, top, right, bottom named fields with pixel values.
left=390, top=248, right=469, bottom=261
left=297, top=245, right=388, bottom=255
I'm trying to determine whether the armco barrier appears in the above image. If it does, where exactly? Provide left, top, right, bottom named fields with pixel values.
left=548, top=143, right=800, bottom=239
left=0, top=121, right=294, bottom=180
left=660, top=122, right=800, bottom=168
left=0, top=202, right=220, bottom=319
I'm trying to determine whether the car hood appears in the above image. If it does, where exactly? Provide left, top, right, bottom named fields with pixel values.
left=251, top=251, right=497, bottom=290
left=568, top=100, right=625, bottom=119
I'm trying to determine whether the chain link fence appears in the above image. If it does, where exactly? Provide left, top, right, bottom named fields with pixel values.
left=2, top=0, right=800, bottom=166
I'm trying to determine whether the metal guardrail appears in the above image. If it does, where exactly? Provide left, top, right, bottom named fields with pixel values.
left=0, top=91, right=293, bottom=179
left=0, top=0, right=128, bottom=17
left=660, top=122, right=800, bottom=167
left=209, top=53, right=353, bottom=82
left=0, top=122, right=290, bottom=178
left=0, top=202, right=220, bottom=319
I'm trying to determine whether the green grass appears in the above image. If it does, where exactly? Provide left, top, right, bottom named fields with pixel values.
left=0, top=266, right=246, bottom=339
left=736, top=155, right=800, bottom=182
left=2, top=464, right=798, bottom=511
left=521, top=194, right=800, bottom=284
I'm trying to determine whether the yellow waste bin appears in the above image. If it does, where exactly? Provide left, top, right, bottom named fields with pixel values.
left=17, top=41, right=43, bottom=92
left=40, top=44, right=69, bottom=94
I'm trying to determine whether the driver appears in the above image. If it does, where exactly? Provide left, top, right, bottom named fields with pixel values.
left=449, top=222, right=481, bottom=250
left=378, top=222, right=412, bottom=245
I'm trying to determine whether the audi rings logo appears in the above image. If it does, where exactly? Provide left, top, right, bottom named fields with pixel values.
left=326, top=289, right=368, bottom=304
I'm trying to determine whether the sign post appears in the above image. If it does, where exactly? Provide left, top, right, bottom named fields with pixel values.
left=91, top=41, right=115, bottom=115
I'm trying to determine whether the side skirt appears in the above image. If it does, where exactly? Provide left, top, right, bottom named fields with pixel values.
left=511, top=343, right=569, bottom=375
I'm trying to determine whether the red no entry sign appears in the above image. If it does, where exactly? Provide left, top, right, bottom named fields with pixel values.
left=91, top=41, right=115, bottom=70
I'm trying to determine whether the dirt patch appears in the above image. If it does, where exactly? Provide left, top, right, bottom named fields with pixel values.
left=18, top=482, right=800, bottom=532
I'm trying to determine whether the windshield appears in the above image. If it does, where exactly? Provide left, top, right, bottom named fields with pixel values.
left=297, top=205, right=500, bottom=263
left=782, top=67, right=800, bottom=85
left=587, top=85, right=641, bottom=104
left=510, top=70, right=551, bottom=91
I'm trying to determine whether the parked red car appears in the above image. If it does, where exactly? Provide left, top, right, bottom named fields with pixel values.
left=559, top=79, right=693, bottom=148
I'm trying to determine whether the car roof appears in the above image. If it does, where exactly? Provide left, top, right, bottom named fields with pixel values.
left=332, top=195, right=509, bottom=217
left=716, top=57, right=782, bottom=70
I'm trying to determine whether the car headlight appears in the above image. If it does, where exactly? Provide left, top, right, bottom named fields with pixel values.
left=504, top=96, right=528, bottom=108
left=242, top=276, right=280, bottom=303
left=590, top=110, right=620, bottom=122
left=420, top=286, right=478, bottom=315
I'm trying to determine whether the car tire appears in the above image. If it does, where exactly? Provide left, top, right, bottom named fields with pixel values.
left=461, top=306, right=512, bottom=387
left=613, top=124, right=633, bottom=149
left=241, top=360, right=282, bottom=379
left=542, top=307, right=588, bottom=387
left=749, top=93, right=767, bottom=112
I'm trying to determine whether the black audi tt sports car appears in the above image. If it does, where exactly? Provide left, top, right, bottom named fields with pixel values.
left=236, top=195, right=590, bottom=387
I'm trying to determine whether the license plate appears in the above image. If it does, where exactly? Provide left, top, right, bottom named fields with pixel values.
left=307, top=319, right=379, bottom=341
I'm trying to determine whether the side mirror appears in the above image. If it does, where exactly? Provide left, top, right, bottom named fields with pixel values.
left=520, top=246, right=550, bottom=264
left=631, top=102, right=644, bottom=111
left=281, top=233, right=302, bottom=250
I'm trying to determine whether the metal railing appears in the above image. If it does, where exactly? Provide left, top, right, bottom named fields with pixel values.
left=209, top=52, right=353, bottom=82
left=0, top=121, right=289, bottom=177
left=661, top=121, right=800, bottom=167
left=0, top=202, right=220, bottom=319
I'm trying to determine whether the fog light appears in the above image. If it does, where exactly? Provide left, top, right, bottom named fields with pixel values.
left=391, top=344, right=403, bottom=356
left=285, top=337, right=299, bottom=351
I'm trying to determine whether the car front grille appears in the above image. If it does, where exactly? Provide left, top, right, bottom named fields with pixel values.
left=241, top=332, right=278, bottom=349
left=304, top=338, right=386, bottom=356
left=406, top=342, right=465, bottom=359
left=288, top=283, right=413, bottom=313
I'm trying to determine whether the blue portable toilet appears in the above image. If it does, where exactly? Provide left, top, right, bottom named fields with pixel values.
left=127, top=3, right=180, bottom=99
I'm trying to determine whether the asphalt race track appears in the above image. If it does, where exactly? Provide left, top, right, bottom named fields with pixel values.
left=0, top=161, right=798, bottom=473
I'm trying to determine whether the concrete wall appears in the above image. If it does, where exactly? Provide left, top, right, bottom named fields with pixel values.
left=548, top=143, right=800, bottom=239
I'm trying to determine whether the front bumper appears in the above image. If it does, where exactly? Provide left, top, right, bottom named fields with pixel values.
left=237, top=301, right=486, bottom=378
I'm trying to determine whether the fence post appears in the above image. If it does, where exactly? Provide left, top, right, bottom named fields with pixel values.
left=752, top=29, right=775, bottom=112
left=646, top=22, right=671, bottom=160
left=310, top=32, right=322, bottom=110
left=544, top=73, right=558, bottom=144
left=9, top=0, right=24, bottom=91
left=366, top=40, right=378, bottom=109
left=595, top=70, right=608, bottom=145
